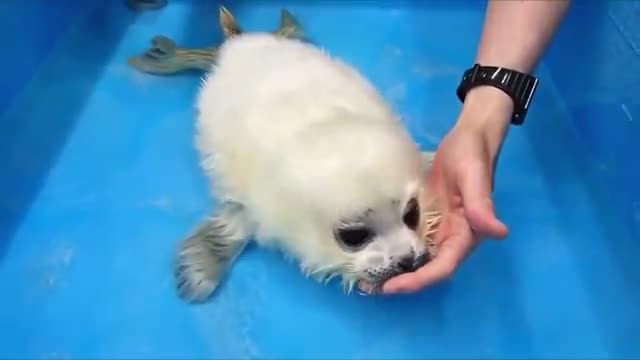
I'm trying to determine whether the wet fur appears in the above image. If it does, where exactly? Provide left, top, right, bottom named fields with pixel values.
left=175, top=201, right=252, bottom=302
left=175, top=33, right=441, bottom=302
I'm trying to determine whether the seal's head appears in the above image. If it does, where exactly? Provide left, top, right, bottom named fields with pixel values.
left=329, top=186, right=442, bottom=294
left=252, top=115, right=442, bottom=295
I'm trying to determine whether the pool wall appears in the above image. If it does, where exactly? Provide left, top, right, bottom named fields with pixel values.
left=0, top=0, right=140, bottom=259
left=543, top=0, right=640, bottom=242
left=0, top=0, right=100, bottom=113
left=3, top=0, right=637, bottom=205
left=1, top=1, right=637, bottom=266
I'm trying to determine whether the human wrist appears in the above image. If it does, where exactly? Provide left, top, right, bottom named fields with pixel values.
left=456, top=86, right=513, bottom=153
left=459, top=85, right=513, bottom=124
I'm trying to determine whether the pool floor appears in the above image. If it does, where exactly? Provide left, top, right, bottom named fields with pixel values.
left=1, top=1, right=639, bottom=358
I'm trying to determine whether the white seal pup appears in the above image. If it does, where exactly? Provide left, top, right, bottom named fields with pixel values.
left=175, top=33, right=442, bottom=303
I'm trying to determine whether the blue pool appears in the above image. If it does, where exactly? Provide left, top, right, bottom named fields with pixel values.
left=1, top=0, right=639, bottom=358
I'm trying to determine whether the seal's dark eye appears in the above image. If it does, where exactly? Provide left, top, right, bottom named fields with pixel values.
left=403, top=197, right=420, bottom=230
left=335, top=226, right=372, bottom=249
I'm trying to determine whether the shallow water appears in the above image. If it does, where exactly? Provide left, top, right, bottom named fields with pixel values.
left=1, top=1, right=639, bottom=358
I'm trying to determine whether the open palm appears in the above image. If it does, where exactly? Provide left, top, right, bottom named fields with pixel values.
left=382, top=123, right=509, bottom=294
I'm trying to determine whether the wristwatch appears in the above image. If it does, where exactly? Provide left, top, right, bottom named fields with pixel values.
left=456, top=63, right=539, bottom=126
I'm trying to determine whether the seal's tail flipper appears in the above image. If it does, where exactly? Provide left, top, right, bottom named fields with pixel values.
left=278, top=8, right=304, bottom=39
left=174, top=202, right=253, bottom=303
left=219, top=5, right=243, bottom=39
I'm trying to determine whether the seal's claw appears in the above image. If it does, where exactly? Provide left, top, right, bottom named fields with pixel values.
left=175, top=248, right=220, bottom=303
left=174, top=202, right=252, bottom=303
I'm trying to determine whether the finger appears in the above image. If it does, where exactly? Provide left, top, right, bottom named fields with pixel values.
left=382, top=228, right=474, bottom=294
left=459, top=162, right=508, bottom=239
left=464, top=197, right=508, bottom=239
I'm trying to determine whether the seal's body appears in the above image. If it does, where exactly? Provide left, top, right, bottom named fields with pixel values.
left=175, top=33, right=441, bottom=303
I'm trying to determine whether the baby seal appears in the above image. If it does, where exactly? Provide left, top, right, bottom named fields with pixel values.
left=175, top=33, right=442, bottom=303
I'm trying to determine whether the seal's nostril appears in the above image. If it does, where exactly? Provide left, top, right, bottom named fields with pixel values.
left=413, top=253, right=430, bottom=269
left=397, top=256, right=415, bottom=272
left=397, top=252, right=431, bottom=273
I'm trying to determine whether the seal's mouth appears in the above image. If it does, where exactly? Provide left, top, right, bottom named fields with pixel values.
left=355, top=252, right=432, bottom=295
left=355, top=272, right=403, bottom=295
left=357, top=279, right=380, bottom=295
left=355, top=273, right=405, bottom=295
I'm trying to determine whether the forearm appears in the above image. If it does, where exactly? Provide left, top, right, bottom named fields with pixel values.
left=458, top=0, right=571, bottom=144
left=475, top=0, right=571, bottom=73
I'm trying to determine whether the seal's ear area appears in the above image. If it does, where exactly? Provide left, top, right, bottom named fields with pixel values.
left=421, top=150, right=436, bottom=169
left=174, top=201, right=254, bottom=303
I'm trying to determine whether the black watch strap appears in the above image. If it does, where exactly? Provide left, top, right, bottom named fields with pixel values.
left=456, top=64, right=539, bottom=125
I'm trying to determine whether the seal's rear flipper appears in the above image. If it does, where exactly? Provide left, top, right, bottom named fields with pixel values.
left=279, top=9, right=304, bottom=39
left=219, top=5, right=243, bottom=39
left=174, top=201, right=253, bottom=303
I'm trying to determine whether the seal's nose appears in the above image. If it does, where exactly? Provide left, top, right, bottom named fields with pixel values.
left=398, top=253, right=431, bottom=273
left=414, top=253, right=430, bottom=268
left=397, top=256, right=414, bottom=272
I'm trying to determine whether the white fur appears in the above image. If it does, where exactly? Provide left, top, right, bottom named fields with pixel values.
left=193, top=33, right=434, bottom=293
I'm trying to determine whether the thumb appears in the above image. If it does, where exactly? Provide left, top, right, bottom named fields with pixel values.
left=458, top=161, right=508, bottom=239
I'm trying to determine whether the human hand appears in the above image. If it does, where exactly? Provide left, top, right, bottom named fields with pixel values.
left=382, top=86, right=514, bottom=294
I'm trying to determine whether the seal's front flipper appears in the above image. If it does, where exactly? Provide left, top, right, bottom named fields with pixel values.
left=174, top=201, right=253, bottom=303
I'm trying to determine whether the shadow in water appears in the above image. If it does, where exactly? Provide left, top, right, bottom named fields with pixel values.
left=0, top=2, right=141, bottom=262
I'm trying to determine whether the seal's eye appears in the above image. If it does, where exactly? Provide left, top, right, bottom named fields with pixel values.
left=403, top=197, right=420, bottom=230
left=335, top=226, right=372, bottom=249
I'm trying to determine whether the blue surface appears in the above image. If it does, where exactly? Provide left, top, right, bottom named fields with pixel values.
left=0, top=0, right=639, bottom=358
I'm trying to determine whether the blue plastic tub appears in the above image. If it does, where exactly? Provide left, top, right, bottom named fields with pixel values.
left=1, top=0, right=638, bottom=358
